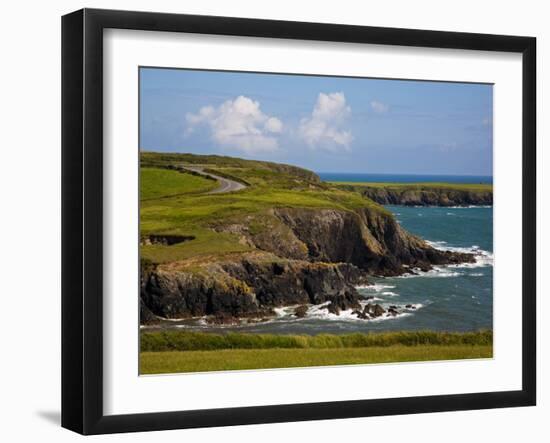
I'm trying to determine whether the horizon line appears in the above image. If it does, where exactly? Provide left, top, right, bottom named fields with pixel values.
left=316, top=171, right=493, bottom=177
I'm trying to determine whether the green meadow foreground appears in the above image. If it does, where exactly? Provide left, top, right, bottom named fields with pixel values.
left=140, top=330, right=493, bottom=374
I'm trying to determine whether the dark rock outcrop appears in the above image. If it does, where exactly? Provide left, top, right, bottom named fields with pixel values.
left=271, top=207, right=474, bottom=275
left=352, top=186, right=492, bottom=207
left=294, top=305, right=309, bottom=318
left=351, top=303, right=388, bottom=320
left=141, top=267, right=259, bottom=319
left=140, top=253, right=367, bottom=323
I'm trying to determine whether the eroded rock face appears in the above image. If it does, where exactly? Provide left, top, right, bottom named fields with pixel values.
left=140, top=254, right=367, bottom=323
left=271, top=207, right=474, bottom=275
left=141, top=268, right=259, bottom=319
left=359, top=187, right=492, bottom=207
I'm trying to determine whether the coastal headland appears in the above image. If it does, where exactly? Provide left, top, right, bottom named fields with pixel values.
left=140, top=152, right=484, bottom=325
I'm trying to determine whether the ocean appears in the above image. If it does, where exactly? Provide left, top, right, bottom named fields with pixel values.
left=173, top=204, right=493, bottom=335
left=318, top=172, right=493, bottom=184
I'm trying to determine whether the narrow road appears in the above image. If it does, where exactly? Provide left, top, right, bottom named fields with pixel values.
left=183, top=166, right=247, bottom=194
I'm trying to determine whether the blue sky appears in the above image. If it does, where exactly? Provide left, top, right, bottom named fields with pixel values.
left=140, top=67, right=493, bottom=175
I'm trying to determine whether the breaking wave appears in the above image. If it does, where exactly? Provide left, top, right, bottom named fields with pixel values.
left=427, top=241, right=493, bottom=268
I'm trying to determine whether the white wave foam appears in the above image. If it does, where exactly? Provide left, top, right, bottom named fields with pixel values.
left=399, top=266, right=462, bottom=279
left=446, top=205, right=492, bottom=209
left=298, top=300, right=417, bottom=323
left=305, top=304, right=360, bottom=322
left=273, top=306, right=293, bottom=317
left=332, top=309, right=410, bottom=323
left=369, top=311, right=412, bottom=322
left=426, top=241, right=494, bottom=268
left=427, top=240, right=447, bottom=248
left=357, top=283, right=396, bottom=292
left=162, top=316, right=191, bottom=322
left=381, top=291, right=399, bottom=296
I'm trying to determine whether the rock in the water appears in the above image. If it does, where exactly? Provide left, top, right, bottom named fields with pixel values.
left=294, top=305, right=309, bottom=318
left=362, top=302, right=384, bottom=317
left=387, top=307, right=399, bottom=317
left=370, top=303, right=385, bottom=318
left=326, top=302, right=341, bottom=315
left=353, top=309, right=369, bottom=320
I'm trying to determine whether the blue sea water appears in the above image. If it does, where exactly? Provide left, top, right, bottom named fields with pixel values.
left=178, top=205, right=493, bottom=335
left=318, top=172, right=493, bottom=184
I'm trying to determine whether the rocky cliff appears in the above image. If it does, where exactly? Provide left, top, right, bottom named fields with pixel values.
left=344, top=186, right=492, bottom=206
left=141, top=205, right=474, bottom=324
left=141, top=252, right=367, bottom=322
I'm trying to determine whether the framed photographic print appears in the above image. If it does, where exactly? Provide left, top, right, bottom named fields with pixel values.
left=61, top=8, right=536, bottom=435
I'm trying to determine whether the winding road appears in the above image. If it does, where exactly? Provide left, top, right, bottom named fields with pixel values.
left=183, top=167, right=247, bottom=194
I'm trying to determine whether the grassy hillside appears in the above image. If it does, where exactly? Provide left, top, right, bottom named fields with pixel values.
left=140, top=151, right=320, bottom=185
left=140, top=167, right=217, bottom=200
left=140, top=152, right=389, bottom=264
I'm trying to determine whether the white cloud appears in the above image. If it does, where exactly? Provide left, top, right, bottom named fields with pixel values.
left=299, top=92, right=353, bottom=151
left=370, top=100, right=389, bottom=114
left=265, top=117, right=283, bottom=133
left=185, top=96, right=283, bottom=153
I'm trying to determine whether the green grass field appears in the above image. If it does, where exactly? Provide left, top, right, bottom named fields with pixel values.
left=139, top=330, right=492, bottom=374
left=140, top=345, right=493, bottom=374
left=140, top=167, right=217, bottom=200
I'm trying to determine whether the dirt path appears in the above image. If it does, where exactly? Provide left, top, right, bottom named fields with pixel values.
left=183, top=167, right=247, bottom=194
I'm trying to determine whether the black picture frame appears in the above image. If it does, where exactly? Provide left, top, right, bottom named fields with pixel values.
left=62, top=8, right=537, bottom=435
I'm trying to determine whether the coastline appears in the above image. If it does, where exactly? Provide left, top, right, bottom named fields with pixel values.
left=330, top=182, right=493, bottom=207
left=140, top=153, right=492, bottom=337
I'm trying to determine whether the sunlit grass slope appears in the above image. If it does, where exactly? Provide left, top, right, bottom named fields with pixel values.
left=140, top=151, right=389, bottom=264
